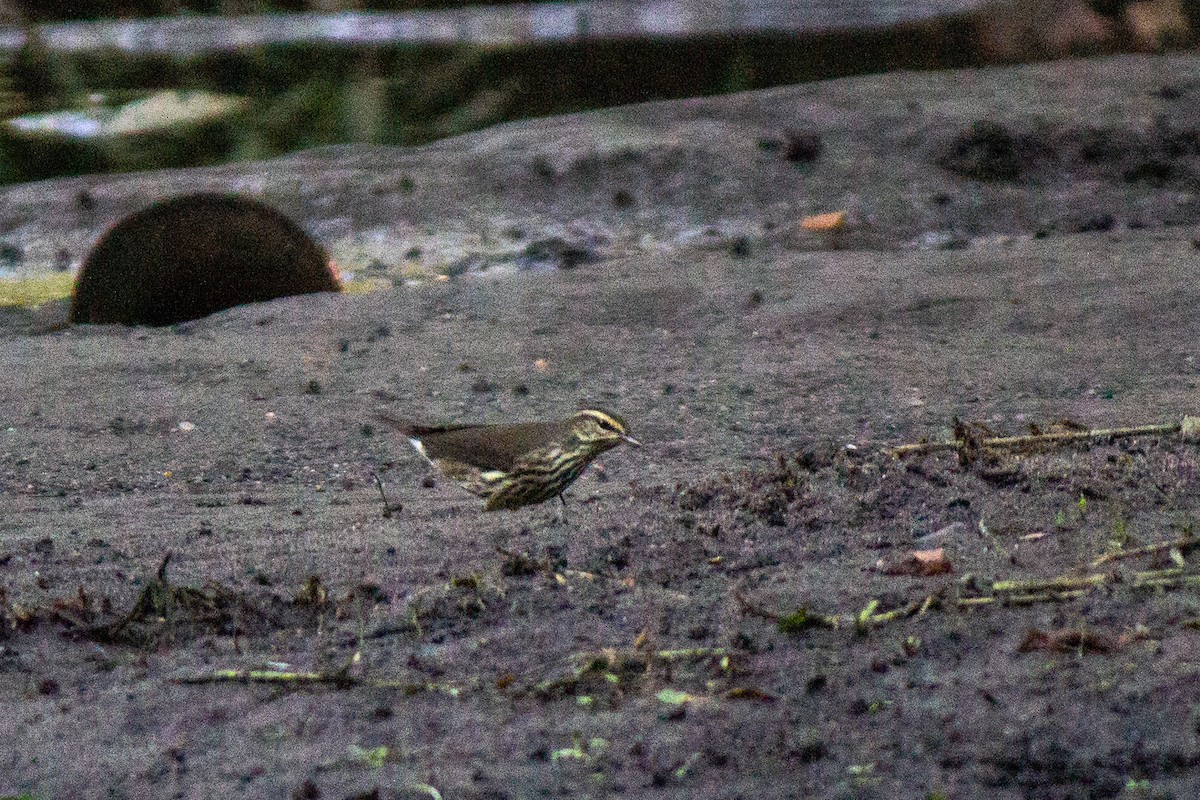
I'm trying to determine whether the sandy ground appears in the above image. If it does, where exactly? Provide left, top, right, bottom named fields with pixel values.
left=4, top=53, right=1200, bottom=798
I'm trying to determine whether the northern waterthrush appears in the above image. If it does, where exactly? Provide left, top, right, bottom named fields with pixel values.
left=377, top=408, right=640, bottom=511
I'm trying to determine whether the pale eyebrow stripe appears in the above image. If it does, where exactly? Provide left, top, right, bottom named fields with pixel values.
left=584, top=411, right=623, bottom=429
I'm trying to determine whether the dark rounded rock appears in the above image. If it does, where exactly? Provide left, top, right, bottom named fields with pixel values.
left=783, top=128, right=823, bottom=163
left=69, top=193, right=340, bottom=326
left=934, top=120, right=1049, bottom=182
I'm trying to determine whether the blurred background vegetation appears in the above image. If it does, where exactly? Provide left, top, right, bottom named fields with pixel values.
left=0, top=0, right=1192, bottom=184
left=16, top=1, right=543, bottom=17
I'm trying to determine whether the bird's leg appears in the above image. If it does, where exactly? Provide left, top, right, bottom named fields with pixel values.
left=554, top=493, right=569, bottom=525
left=372, top=472, right=402, bottom=517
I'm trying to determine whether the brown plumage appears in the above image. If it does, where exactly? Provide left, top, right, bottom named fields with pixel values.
left=377, top=409, right=640, bottom=511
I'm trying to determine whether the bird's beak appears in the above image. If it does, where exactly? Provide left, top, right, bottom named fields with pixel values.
left=622, top=433, right=642, bottom=447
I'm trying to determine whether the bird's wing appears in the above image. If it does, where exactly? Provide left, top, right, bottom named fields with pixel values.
left=416, top=420, right=567, bottom=471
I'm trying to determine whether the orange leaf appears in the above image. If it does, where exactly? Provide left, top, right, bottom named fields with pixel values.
left=880, top=547, right=952, bottom=576
left=800, top=210, right=847, bottom=232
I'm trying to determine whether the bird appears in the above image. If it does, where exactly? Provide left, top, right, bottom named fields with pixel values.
left=376, top=408, right=640, bottom=511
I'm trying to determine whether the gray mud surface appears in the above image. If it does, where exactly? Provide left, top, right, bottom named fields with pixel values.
left=5, top=54, right=1200, bottom=798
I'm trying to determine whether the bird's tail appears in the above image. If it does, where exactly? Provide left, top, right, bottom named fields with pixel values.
left=374, top=413, right=419, bottom=437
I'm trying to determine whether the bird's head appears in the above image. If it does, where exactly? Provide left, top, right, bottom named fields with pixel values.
left=570, top=409, right=641, bottom=453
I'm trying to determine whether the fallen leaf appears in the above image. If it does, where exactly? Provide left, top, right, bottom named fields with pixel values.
left=1018, top=627, right=1119, bottom=654
left=656, top=688, right=693, bottom=705
left=724, top=687, right=776, bottom=702
left=880, top=547, right=952, bottom=576
left=800, top=210, right=847, bottom=232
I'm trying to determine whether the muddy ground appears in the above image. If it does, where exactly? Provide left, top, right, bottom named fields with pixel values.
left=5, top=53, right=1200, bottom=798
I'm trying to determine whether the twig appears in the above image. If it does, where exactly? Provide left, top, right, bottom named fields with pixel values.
left=373, top=471, right=401, bottom=517
left=175, top=668, right=460, bottom=694
left=655, top=647, right=729, bottom=661
left=734, top=590, right=780, bottom=621
left=1092, top=535, right=1199, bottom=566
left=1000, top=589, right=1091, bottom=605
left=889, top=420, right=1185, bottom=459
left=859, top=594, right=941, bottom=626
left=954, top=567, right=1200, bottom=607
left=1133, top=570, right=1200, bottom=590
left=992, top=574, right=1112, bottom=594
left=178, top=668, right=358, bottom=687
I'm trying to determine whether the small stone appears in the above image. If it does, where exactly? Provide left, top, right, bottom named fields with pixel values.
left=915, top=230, right=969, bottom=250
left=783, top=129, right=823, bottom=163
left=515, top=237, right=596, bottom=271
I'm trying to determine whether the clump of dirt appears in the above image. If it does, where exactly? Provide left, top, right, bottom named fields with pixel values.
left=933, top=117, right=1200, bottom=189
left=676, top=451, right=825, bottom=527
left=933, top=120, right=1052, bottom=181
left=9, top=555, right=328, bottom=648
left=405, top=573, right=509, bottom=641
